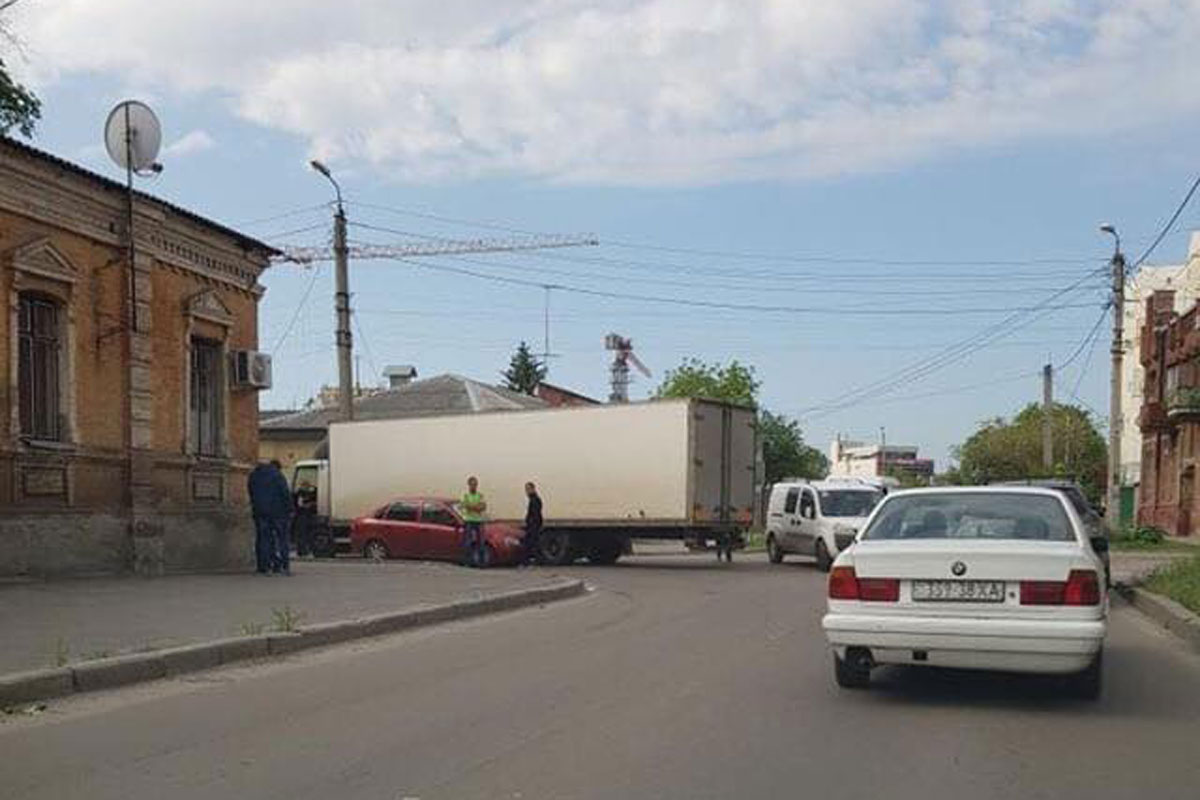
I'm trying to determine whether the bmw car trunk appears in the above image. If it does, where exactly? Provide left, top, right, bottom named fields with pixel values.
left=846, top=539, right=1104, bottom=621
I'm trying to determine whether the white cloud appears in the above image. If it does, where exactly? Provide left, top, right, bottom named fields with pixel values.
left=163, top=129, right=216, bottom=158
left=10, top=0, right=1200, bottom=185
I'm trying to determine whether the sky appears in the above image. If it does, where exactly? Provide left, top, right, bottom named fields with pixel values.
left=7, top=0, right=1200, bottom=466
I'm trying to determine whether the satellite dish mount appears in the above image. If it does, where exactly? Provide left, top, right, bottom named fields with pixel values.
left=104, top=100, right=163, bottom=334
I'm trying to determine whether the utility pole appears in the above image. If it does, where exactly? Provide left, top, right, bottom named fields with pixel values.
left=1102, top=224, right=1126, bottom=523
left=1042, top=363, right=1053, bottom=471
left=310, top=160, right=354, bottom=421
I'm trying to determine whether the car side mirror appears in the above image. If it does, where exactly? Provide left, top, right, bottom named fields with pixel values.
left=1090, top=536, right=1109, bottom=554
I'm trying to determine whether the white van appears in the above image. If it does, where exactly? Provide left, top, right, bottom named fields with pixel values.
left=765, top=479, right=883, bottom=571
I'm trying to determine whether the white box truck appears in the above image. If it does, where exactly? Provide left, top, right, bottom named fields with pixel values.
left=291, top=398, right=757, bottom=565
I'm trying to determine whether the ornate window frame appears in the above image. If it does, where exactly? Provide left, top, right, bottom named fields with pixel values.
left=7, top=238, right=78, bottom=449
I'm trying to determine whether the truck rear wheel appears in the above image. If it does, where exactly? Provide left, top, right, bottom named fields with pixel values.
left=588, top=539, right=623, bottom=565
left=539, top=531, right=575, bottom=566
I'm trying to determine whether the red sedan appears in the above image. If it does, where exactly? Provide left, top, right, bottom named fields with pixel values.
left=349, top=497, right=526, bottom=567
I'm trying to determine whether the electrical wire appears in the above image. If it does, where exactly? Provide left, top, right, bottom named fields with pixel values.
left=237, top=203, right=331, bottom=229
left=268, top=264, right=323, bottom=354
left=388, top=253, right=1102, bottom=316
left=1132, top=174, right=1200, bottom=269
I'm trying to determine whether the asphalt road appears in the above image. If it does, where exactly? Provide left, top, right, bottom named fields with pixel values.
left=3, top=553, right=1199, bottom=800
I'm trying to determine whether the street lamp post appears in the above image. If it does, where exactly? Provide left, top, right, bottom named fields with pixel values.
left=311, top=160, right=353, bottom=422
left=1101, top=224, right=1126, bottom=526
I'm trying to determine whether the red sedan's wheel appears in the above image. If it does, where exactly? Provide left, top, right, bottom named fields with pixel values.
left=364, top=539, right=389, bottom=561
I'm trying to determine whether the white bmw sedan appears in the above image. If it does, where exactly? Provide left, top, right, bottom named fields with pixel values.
left=821, top=487, right=1108, bottom=698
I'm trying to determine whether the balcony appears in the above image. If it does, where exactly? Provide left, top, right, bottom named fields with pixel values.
left=1140, top=401, right=1172, bottom=432
left=1168, top=388, right=1200, bottom=423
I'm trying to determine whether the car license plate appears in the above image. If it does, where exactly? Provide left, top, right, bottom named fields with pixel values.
left=911, top=580, right=1006, bottom=603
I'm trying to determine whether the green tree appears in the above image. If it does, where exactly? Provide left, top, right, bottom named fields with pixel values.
left=759, top=409, right=828, bottom=482
left=654, top=358, right=759, bottom=406
left=954, top=402, right=1108, bottom=504
left=502, top=341, right=547, bottom=395
left=0, top=2, right=41, bottom=138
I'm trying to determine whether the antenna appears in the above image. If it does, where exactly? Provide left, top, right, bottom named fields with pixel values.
left=104, top=101, right=163, bottom=176
left=104, top=100, right=164, bottom=334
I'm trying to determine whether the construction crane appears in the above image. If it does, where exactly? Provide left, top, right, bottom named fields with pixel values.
left=268, top=220, right=597, bottom=422
left=605, top=333, right=651, bottom=403
left=274, top=233, right=599, bottom=265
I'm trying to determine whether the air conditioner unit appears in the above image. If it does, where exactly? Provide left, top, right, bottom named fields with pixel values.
left=232, top=350, right=272, bottom=390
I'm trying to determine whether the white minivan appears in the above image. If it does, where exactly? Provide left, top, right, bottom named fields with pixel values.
left=765, top=479, right=883, bottom=571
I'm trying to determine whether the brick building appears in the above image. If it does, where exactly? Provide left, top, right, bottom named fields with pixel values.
left=1136, top=289, right=1200, bottom=536
left=0, top=139, right=276, bottom=576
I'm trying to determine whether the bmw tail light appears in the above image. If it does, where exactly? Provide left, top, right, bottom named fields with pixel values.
left=858, top=577, right=900, bottom=602
left=828, top=567, right=898, bottom=602
left=828, top=566, right=859, bottom=600
left=1063, top=570, right=1101, bottom=606
left=1020, top=570, right=1100, bottom=606
left=1020, top=580, right=1065, bottom=605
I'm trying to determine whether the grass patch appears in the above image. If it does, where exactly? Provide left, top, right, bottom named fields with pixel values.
left=1145, top=555, right=1200, bottom=615
left=236, top=621, right=266, bottom=637
left=270, top=606, right=305, bottom=633
left=743, top=530, right=766, bottom=551
left=1110, top=525, right=1195, bottom=551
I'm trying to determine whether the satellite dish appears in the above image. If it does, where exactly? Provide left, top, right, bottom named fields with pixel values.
left=104, top=100, right=162, bottom=174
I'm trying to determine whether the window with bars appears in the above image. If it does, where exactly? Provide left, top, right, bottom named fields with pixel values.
left=18, top=294, right=63, bottom=441
left=190, top=338, right=223, bottom=456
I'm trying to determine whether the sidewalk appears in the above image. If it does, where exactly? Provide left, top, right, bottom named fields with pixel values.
left=1110, top=549, right=1195, bottom=587
left=0, top=560, right=567, bottom=675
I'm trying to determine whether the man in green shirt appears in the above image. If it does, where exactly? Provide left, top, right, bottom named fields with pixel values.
left=460, top=476, right=488, bottom=568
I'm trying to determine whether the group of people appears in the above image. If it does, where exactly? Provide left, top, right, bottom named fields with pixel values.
left=459, top=476, right=544, bottom=567
left=247, top=460, right=545, bottom=572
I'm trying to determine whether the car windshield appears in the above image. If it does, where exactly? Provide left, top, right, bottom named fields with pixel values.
left=862, top=492, right=1076, bottom=542
left=818, top=490, right=881, bottom=518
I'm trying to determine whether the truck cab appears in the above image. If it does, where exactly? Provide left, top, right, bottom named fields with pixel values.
left=290, top=459, right=350, bottom=556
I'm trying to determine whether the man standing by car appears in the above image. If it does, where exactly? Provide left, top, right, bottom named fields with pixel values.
left=523, top=481, right=544, bottom=565
left=461, top=476, right=488, bottom=568
left=248, top=459, right=293, bottom=575
left=292, top=476, right=318, bottom=559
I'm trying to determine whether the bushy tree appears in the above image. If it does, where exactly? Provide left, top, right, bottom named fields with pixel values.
left=954, top=402, right=1107, bottom=504
left=654, top=358, right=759, bottom=407
left=0, top=2, right=40, bottom=138
left=759, top=409, right=828, bottom=482
left=502, top=341, right=547, bottom=395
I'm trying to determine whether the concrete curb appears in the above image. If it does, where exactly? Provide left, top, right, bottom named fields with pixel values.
left=1115, top=583, right=1200, bottom=653
left=0, top=579, right=587, bottom=708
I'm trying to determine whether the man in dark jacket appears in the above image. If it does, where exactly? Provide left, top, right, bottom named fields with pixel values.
left=523, top=481, right=543, bottom=565
left=248, top=460, right=293, bottom=574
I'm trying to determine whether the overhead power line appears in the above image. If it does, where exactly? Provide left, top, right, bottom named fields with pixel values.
left=378, top=252, right=1102, bottom=316
left=1132, top=174, right=1200, bottom=269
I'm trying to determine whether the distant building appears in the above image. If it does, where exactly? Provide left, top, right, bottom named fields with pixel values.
left=259, top=373, right=546, bottom=477
left=1119, top=232, right=1200, bottom=489
left=828, top=437, right=934, bottom=482
left=535, top=382, right=601, bottom=407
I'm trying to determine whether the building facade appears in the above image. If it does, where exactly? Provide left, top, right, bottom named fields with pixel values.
left=0, top=139, right=275, bottom=577
left=1136, top=289, right=1200, bottom=536
left=828, top=437, right=934, bottom=482
left=1119, top=232, right=1200, bottom=488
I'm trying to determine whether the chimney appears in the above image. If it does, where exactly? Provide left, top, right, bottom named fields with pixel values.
left=383, top=365, right=418, bottom=389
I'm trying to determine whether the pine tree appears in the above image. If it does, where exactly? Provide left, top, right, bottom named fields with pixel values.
left=503, top=341, right=547, bottom=395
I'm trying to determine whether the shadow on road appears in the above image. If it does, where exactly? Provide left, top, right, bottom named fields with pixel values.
left=862, top=643, right=1191, bottom=720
